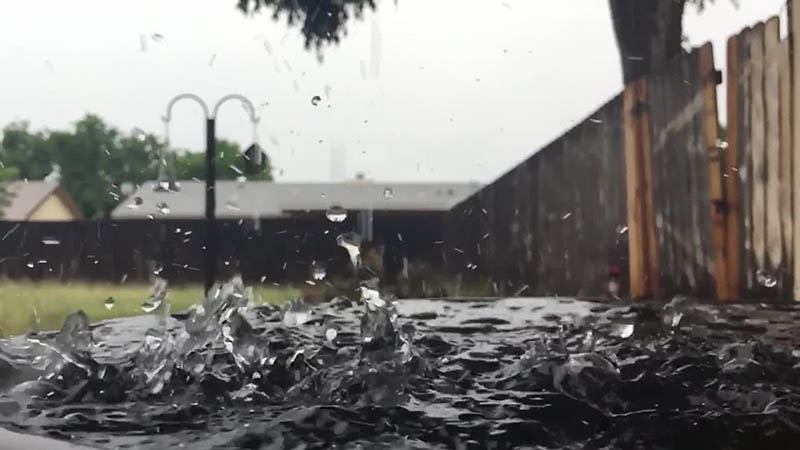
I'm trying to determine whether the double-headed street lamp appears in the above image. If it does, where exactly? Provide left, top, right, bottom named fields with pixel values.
left=161, top=93, right=260, bottom=294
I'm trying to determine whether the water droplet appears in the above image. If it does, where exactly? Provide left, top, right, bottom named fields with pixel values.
left=156, top=202, right=170, bottom=215
left=126, top=196, right=144, bottom=209
left=562, top=212, right=572, bottom=220
left=26, top=262, right=34, bottom=269
left=325, top=328, right=337, bottom=342
left=282, top=299, right=311, bottom=326
left=141, top=301, right=159, bottom=313
left=131, top=127, right=147, bottom=141
left=383, top=187, right=394, bottom=199
left=312, top=263, right=327, bottom=280
left=41, top=238, right=60, bottom=246
left=618, top=225, right=629, bottom=235
left=336, top=232, right=362, bottom=268
left=311, top=95, right=322, bottom=106
left=103, top=297, right=115, bottom=311
left=226, top=199, right=240, bottom=211
left=611, top=323, right=634, bottom=338
left=236, top=175, right=247, bottom=184
left=151, top=33, right=164, bottom=42
left=757, top=270, right=777, bottom=288
left=325, top=205, right=347, bottom=223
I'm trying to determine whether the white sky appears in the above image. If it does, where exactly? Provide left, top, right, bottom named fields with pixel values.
left=0, top=0, right=787, bottom=183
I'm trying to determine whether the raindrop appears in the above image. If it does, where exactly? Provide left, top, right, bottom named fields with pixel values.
left=383, top=187, right=394, bottom=199
left=131, top=127, right=147, bottom=141
left=151, top=33, right=164, bottom=43
left=312, top=264, right=327, bottom=280
left=756, top=270, right=777, bottom=288
left=26, top=262, right=34, bottom=269
left=325, top=205, right=347, bottom=223
left=589, top=118, right=603, bottom=124
left=336, top=232, right=362, bottom=268
left=41, top=238, right=60, bottom=246
left=209, top=53, right=216, bottom=66
left=103, top=297, right=115, bottom=311
left=156, top=202, right=170, bottom=215
left=325, top=328, right=337, bottom=342
left=230, top=165, right=243, bottom=175
left=311, top=95, right=322, bottom=106
left=562, top=212, right=572, bottom=220
left=141, top=300, right=160, bottom=314
left=618, top=225, right=629, bottom=235
left=226, top=199, right=240, bottom=211
left=611, top=323, right=634, bottom=338
left=236, top=175, right=247, bottom=184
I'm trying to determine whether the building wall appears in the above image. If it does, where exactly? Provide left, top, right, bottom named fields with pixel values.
left=28, top=194, right=78, bottom=221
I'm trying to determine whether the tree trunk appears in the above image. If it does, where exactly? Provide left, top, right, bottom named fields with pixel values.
left=609, top=0, right=687, bottom=83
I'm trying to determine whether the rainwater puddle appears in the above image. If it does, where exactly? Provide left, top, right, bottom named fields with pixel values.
left=1, top=282, right=800, bottom=449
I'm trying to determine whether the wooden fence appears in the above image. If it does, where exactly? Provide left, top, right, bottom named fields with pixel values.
left=0, top=212, right=447, bottom=285
left=445, top=94, right=629, bottom=298
left=446, top=2, right=800, bottom=302
left=446, top=44, right=728, bottom=300
left=725, top=13, right=795, bottom=299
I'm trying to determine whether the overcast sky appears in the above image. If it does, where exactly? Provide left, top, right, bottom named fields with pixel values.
left=0, top=0, right=786, bottom=183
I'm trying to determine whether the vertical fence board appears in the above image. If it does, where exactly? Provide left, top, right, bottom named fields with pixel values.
left=792, top=0, right=800, bottom=299
left=765, top=18, right=783, bottom=272
left=779, top=38, right=794, bottom=285
left=624, top=81, right=648, bottom=298
left=750, top=23, right=767, bottom=274
left=725, top=34, right=742, bottom=298
left=698, top=44, right=730, bottom=299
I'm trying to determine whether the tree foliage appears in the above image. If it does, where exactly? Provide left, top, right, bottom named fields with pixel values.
left=237, top=0, right=375, bottom=51
left=1, top=115, right=273, bottom=219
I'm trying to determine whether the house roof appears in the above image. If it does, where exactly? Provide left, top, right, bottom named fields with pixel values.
left=0, top=180, right=82, bottom=221
left=111, top=180, right=483, bottom=220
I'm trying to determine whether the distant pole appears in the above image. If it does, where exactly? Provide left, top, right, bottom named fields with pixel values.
left=162, top=93, right=259, bottom=296
left=204, top=118, right=217, bottom=294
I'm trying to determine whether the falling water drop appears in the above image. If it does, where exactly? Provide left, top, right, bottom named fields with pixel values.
left=325, top=205, right=347, bottom=223
left=226, top=199, right=240, bottom=211
left=311, top=95, right=322, bottom=106
left=756, top=270, right=777, bottom=288
left=312, top=263, right=327, bottom=280
left=126, top=196, right=144, bottom=209
left=336, top=232, right=362, bottom=268
left=383, top=187, right=394, bottom=199
left=103, top=297, right=115, bottom=311
left=156, top=202, right=170, bottom=215
left=41, top=238, right=60, bottom=246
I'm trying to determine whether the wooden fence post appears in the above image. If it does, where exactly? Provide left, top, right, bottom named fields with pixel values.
left=764, top=18, right=783, bottom=274
left=779, top=38, right=794, bottom=285
left=791, top=0, right=800, bottom=300
left=725, top=34, right=742, bottom=299
left=623, top=79, right=658, bottom=299
left=698, top=43, right=731, bottom=300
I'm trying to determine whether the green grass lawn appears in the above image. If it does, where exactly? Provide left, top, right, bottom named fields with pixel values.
left=0, top=280, right=299, bottom=337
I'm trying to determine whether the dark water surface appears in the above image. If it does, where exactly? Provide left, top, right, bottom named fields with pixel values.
left=1, top=283, right=800, bottom=449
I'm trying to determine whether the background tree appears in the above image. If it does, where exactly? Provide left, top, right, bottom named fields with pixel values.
left=173, top=139, right=273, bottom=182
left=1, top=115, right=274, bottom=219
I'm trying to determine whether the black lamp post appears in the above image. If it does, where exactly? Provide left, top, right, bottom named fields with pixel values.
left=161, top=94, right=260, bottom=294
